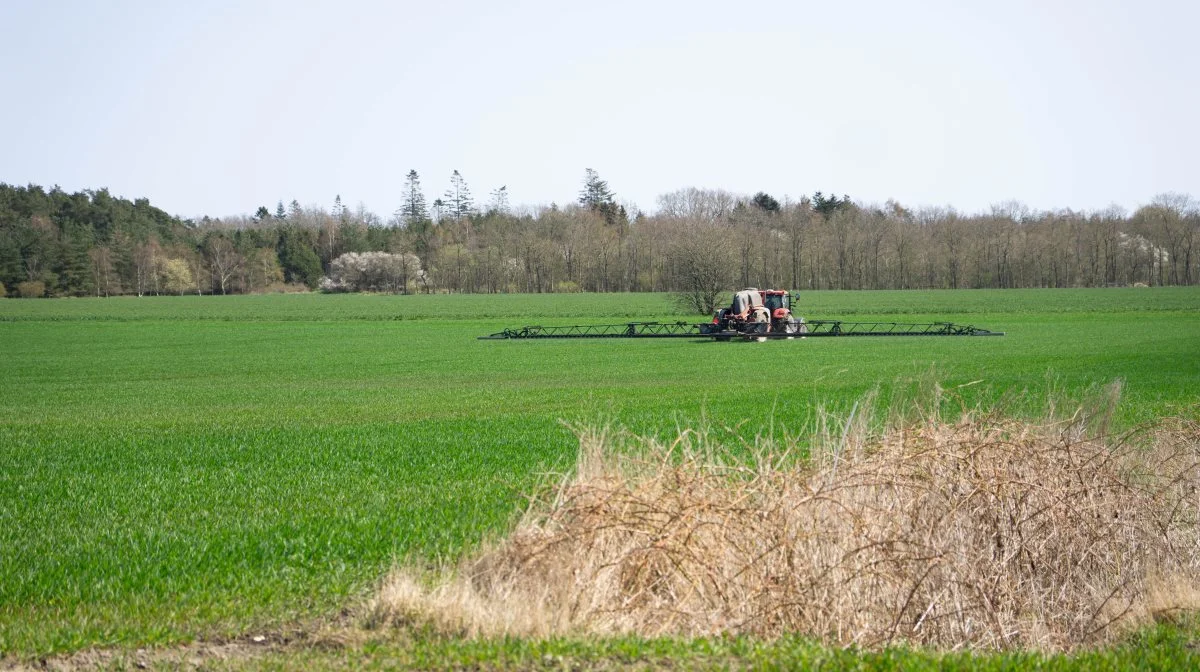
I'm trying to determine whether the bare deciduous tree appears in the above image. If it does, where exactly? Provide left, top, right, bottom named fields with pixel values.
left=204, top=235, right=241, bottom=295
left=667, top=221, right=735, bottom=315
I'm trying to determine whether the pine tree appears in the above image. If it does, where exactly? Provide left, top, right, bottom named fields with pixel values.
left=398, top=170, right=429, bottom=227
left=578, top=168, right=615, bottom=210
left=443, top=170, right=474, bottom=220
left=277, top=228, right=322, bottom=288
left=812, top=192, right=852, bottom=216
left=59, top=222, right=94, bottom=295
left=578, top=169, right=627, bottom=226
left=489, top=185, right=510, bottom=215
left=275, top=201, right=287, bottom=220
left=752, top=191, right=781, bottom=213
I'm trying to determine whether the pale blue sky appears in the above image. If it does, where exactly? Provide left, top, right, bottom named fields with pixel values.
left=1, top=0, right=1196, bottom=219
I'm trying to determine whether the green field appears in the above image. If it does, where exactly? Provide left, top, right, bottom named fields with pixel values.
left=2, top=289, right=1199, bottom=664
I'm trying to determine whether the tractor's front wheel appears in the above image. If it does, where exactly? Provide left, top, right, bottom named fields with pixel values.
left=751, top=312, right=770, bottom=342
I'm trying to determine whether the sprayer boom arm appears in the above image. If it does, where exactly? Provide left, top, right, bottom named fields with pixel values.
left=480, top=321, right=1003, bottom=340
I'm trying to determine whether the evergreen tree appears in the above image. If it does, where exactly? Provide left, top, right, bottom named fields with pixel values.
left=752, top=191, right=781, bottom=213
left=59, top=222, right=94, bottom=295
left=275, top=201, right=287, bottom=220
left=813, top=192, right=852, bottom=216
left=253, top=206, right=271, bottom=222
left=399, top=170, right=429, bottom=227
left=0, top=230, right=21, bottom=292
left=443, top=170, right=474, bottom=220
left=489, top=185, right=510, bottom=215
left=579, top=168, right=626, bottom=225
left=277, top=228, right=322, bottom=288
left=578, top=168, right=615, bottom=210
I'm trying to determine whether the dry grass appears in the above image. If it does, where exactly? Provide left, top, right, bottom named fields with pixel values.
left=371, top=389, right=1200, bottom=651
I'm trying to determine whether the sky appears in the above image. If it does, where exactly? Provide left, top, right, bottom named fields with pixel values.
left=1, top=0, right=1197, bottom=220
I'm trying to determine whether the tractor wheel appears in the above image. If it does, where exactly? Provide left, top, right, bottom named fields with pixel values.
left=713, top=308, right=730, bottom=330
left=783, top=316, right=798, bottom=339
left=751, top=312, right=769, bottom=342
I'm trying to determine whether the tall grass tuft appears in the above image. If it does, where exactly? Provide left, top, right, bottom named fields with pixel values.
left=371, top=387, right=1200, bottom=651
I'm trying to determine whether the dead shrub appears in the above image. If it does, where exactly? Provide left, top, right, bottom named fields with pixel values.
left=16, top=280, right=45, bottom=298
left=260, top=282, right=311, bottom=294
left=372, top=400, right=1200, bottom=651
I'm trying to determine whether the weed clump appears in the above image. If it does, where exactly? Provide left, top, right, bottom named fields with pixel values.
left=373, top=398, right=1200, bottom=651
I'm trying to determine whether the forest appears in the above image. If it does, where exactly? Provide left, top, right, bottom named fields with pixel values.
left=1, top=169, right=1196, bottom=298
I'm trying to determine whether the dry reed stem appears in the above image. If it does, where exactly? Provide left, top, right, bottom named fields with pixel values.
left=371, top=406, right=1200, bottom=652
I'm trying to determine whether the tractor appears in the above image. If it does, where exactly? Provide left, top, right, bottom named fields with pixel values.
left=707, top=288, right=806, bottom=338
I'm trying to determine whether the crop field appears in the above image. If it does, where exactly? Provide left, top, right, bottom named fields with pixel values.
left=2, top=288, right=1199, bottom=667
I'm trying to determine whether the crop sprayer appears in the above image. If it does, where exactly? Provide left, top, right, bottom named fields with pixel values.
left=480, top=289, right=1004, bottom=341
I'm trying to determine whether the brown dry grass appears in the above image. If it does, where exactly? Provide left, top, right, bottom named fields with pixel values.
left=371, top=390, right=1200, bottom=652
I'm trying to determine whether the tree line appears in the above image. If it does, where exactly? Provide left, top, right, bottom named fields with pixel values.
left=1, top=170, right=1196, bottom=300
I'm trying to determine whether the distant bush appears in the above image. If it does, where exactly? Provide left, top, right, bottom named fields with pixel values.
left=262, top=282, right=311, bottom=294
left=17, top=281, right=45, bottom=298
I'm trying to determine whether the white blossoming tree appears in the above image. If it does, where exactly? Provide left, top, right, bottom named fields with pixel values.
left=320, top=251, right=425, bottom=294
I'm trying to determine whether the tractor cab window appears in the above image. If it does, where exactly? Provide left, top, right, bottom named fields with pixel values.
left=763, top=293, right=784, bottom=311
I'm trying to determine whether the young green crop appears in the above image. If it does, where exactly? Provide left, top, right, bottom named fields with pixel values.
left=1, top=286, right=1196, bottom=323
left=1, top=289, right=1198, bottom=658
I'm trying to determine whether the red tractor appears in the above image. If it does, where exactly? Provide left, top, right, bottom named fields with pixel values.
left=708, top=288, right=806, bottom=338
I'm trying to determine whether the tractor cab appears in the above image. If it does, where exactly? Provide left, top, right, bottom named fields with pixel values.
left=761, top=290, right=790, bottom=314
